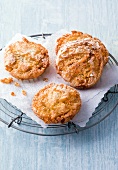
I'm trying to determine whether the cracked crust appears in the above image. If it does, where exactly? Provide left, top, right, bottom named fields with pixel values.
left=56, top=38, right=104, bottom=89
left=93, top=37, right=109, bottom=65
left=4, top=37, right=49, bottom=80
left=32, top=83, right=81, bottom=124
left=56, top=31, right=108, bottom=65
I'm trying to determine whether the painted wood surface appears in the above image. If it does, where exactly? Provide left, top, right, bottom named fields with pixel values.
left=0, top=0, right=118, bottom=170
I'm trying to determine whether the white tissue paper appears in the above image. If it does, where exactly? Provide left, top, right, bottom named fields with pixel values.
left=0, top=30, right=118, bottom=127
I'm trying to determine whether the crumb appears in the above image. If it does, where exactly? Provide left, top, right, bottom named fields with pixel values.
left=0, top=77, right=13, bottom=84
left=22, top=90, right=27, bottom=96
left=14, top=82, right=20, bottom=87
left=11, top=92, right=16, bottom=96
left=43, top=78, right=48, bottom=82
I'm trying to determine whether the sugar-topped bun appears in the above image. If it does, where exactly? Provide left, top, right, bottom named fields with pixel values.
left=32, top=83, right=81, bottom=124
left=55, top=31, right=108, bottom=89
left=4, top=36, right=49, bottom=80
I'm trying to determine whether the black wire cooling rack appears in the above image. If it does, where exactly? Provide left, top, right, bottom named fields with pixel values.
left=0, top=33, right=118, bottom=136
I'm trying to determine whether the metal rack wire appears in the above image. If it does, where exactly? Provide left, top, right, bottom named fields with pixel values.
left=0, top=34, right=118, bottom=136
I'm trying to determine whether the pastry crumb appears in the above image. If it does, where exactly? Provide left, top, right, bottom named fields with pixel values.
left=14, top=82, right=20, bottom=87
left=22, top=90, right=27, bottom=96
left=0, top=77, right=13, bottom=84
left=11, top=92, right=16, bottom=96
left=43, top=78, right=48, bottom=82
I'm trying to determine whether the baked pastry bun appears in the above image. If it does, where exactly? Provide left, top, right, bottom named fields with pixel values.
left=56, top=36, right=104, bottom=89
left=32, top=83, right=81, bottom=124
left=4, top=36, right=49, bottom=80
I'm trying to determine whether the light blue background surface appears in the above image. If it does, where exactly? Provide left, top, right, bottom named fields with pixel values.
left=0, top=0, right=118, bottom=170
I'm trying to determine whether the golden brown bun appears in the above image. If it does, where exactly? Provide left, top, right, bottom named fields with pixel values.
left=4, top=37, right=49, bottom=80
left=56, top=38, right=104, bottom=89
left=32, top=83, right=81, bottom=124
